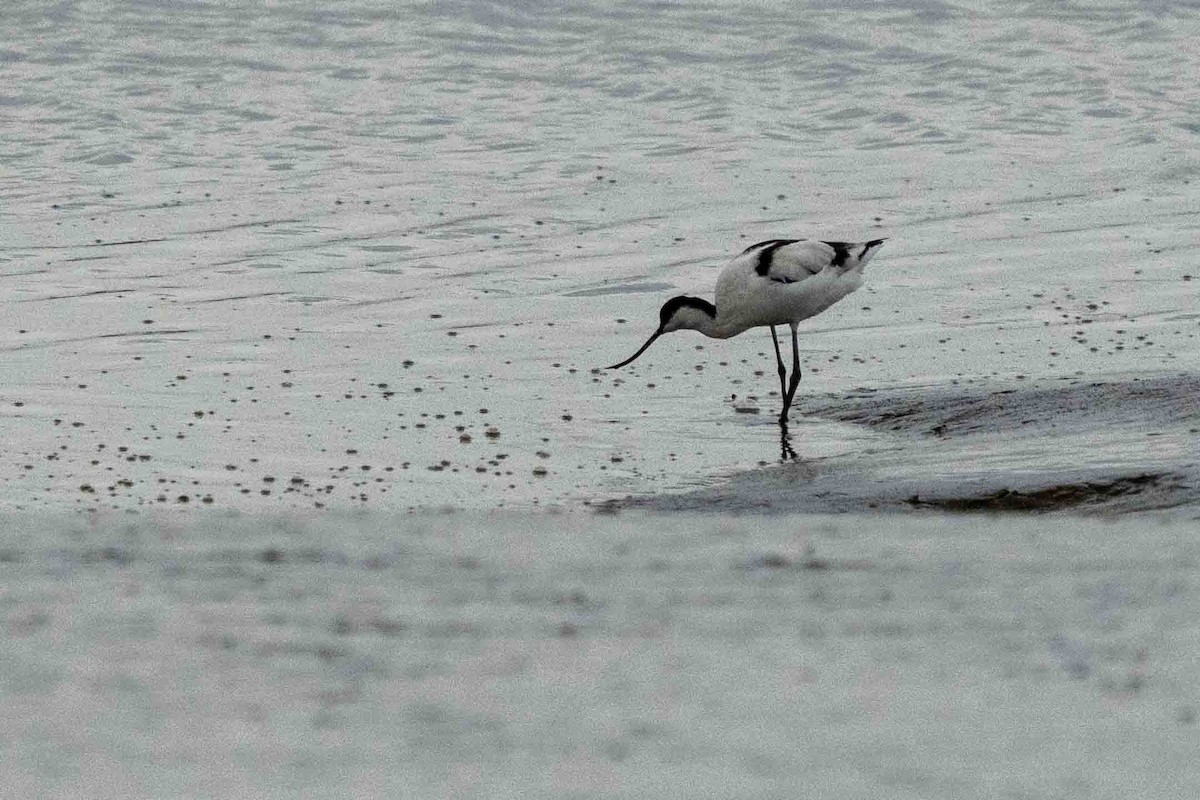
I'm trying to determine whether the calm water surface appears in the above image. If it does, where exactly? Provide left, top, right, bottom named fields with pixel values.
left=2, top=1, right=1198, bottom=510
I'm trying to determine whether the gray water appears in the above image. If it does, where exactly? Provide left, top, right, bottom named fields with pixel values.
left=4, top=3, right=1200, bottom=796
left=8, top=2, right=1200, bottom=175
left=4, top=0, right=1198, bottom=512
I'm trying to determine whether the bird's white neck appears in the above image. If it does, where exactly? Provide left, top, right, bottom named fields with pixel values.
left=670, top=305, right=741, bottom=339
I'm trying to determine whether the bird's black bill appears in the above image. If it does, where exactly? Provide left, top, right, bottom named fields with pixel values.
left=604, top=329, right=662, bottom=370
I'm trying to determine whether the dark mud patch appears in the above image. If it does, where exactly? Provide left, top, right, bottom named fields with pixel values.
left=615, top=373, right=1200, bottom=517
left=799, top=373, right=1200, bottom=439
left=745, top=550, right=874, bottom=572
left=612, top=467, right=1198, bottom=517
left=905, top=473, right=1183, bottom=513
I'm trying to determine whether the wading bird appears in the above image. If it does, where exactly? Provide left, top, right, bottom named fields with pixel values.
left=604, top=237, right=886, bottom=424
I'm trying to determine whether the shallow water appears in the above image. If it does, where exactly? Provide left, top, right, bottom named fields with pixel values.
left=3, top=0, right=1198, bottom=513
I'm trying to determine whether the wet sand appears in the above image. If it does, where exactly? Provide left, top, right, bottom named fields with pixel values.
left=3, top=510, right=1199, bottom=797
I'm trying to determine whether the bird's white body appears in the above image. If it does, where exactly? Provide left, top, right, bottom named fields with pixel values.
left=675, top=238, right=883, bottom=338
left=605, top=236, right=887, bottom=424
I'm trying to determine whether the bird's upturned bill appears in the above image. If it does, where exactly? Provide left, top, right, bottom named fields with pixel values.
left=605, top=329, right=662, bottom=369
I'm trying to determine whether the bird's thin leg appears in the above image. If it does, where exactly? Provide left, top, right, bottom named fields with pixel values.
left=781, top=323, right=802, bottom=422
left=770, top=326, right=788, bottom=401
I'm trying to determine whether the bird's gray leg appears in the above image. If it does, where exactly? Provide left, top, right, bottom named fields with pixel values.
left=770, top=326, right=788, bottom=401
left=781, top=323, right=802, bottom=422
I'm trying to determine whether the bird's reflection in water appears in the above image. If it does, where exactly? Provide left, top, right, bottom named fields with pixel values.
left=779, top=421, right=798, bottom=461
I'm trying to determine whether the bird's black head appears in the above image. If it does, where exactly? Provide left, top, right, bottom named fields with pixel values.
left=659, top=295, right=716, bottom=332
left=604, top=295, right=716, bottom=370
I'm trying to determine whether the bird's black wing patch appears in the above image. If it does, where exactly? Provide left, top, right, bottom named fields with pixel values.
left=753, top=239, right=801, bottom=276
left=820, top=241, right=852, bottom=268
left=860, top=238, right=887, bottom=259
left=739, top=237, right=796, bottom=256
